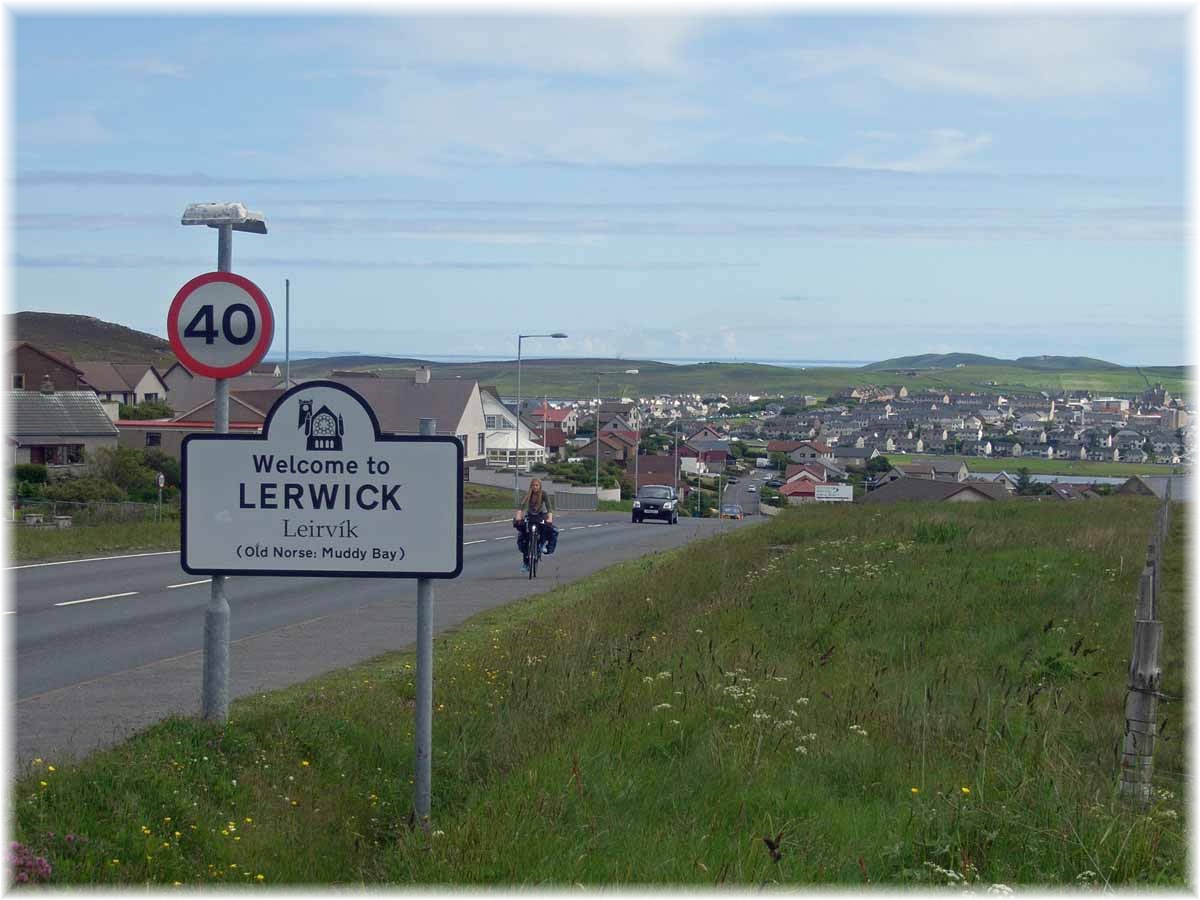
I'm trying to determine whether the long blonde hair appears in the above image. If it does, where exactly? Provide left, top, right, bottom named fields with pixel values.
left=522, top=478, right=544, bottom=511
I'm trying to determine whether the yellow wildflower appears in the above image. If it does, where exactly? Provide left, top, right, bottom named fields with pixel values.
left=961, top=786, right=971, bottom=795
left=301, top=760, right=310, bottom=767
left=47, top=766, right=56, bottom=773
left=911, top=787, right=919, bottom=794
left=255, top=874, right=265, bottom=882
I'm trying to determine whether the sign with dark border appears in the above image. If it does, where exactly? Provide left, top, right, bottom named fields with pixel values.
left=168, top=271, right=275, bottom=379
left=181, top=381, right=464, bottom=578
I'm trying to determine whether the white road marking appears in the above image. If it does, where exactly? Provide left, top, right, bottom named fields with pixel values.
left=463, top=540, right=487, bottom=546
left=587, top=524, right=604, bottom=528
left=56, top=591, right=138, bottom=607
left=2, top=611, right=15, bottom=616
left=491, top=536, right=515, bottom=541
left=568, top=526, right=587, bottom=530
left=167, top=579, right=212, bottom=589
left=7, top=550, right=179, bottom=571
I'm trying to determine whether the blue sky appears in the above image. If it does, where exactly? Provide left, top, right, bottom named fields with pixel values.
left=11, top=12, right=1189, bottom=365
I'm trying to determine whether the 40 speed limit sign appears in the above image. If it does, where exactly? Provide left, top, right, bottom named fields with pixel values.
left=168, top=272, right=274, bottom=378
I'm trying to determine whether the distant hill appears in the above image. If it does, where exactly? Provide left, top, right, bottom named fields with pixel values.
left=11, top=312, right=175, bottom=367
left=867, top=353, right=1122, bottom=372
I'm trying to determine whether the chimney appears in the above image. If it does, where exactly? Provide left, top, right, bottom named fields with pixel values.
left=413, top=366, right=431, bottom=385
left=40, top=375, right=55, bottom=395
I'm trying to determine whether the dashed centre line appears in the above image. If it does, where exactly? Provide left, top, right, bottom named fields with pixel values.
left=167, top=579, right=212, bottom=589
left=56, top=591, right=138, bottom=608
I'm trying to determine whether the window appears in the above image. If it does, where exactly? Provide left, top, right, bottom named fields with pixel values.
left=477, top=432, right=485, bottom=456
left=11, top=374, right=24, bottom=389
left=144, top=392, right=158, bottom=402
left=30, top=444, right=84, bottom=465
left=145, top=432, right=163, bottom=447
left=486, top=415, right=513, bottom=430
left=457, top=434, right=467, bottom=451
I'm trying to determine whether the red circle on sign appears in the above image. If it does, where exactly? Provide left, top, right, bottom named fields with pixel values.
left=167, top=272, right=275, bottom=379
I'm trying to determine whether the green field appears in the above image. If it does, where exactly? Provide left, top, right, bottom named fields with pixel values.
left=13, top=497, right=1185, bottom=886
left=290, top=355, right=1191, bottom=400
left=887, top=454, right=1185, bottom=479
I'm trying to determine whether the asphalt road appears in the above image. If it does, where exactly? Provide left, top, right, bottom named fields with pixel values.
left=12, top=510, right=751, bottom=765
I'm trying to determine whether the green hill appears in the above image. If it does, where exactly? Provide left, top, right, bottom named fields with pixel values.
left=867, top=353, right=1124, bottom=372
left=11, top=312, right=175, bottom=366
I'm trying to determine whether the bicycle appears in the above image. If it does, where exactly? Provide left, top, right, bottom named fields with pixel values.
left=523, top=515, right=544, bottom=579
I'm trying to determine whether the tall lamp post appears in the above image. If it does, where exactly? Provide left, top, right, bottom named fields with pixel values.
left=515, top=332, right=568, bottom=506
left=593, top=368, right=638, bottom=504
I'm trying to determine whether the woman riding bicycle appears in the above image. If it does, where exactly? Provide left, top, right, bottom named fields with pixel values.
left=514, top=478, right=557, bottom=571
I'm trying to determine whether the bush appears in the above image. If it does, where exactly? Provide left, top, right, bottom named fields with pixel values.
left=14, top=464, right=48, bottom=484
left=142, top=448, right=181, bottom=489
left=118, top=399, right=174, bottom=420
left=41, top=476, right=125, bottom=502
left=90, top=447, right=158, bottom=502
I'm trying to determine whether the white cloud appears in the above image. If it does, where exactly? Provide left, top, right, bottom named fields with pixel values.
left=836, top=129, right=992, bottom=173
left=766, top=133, right=811, bottom=145
left=789, top=17, right=1181, bottom=101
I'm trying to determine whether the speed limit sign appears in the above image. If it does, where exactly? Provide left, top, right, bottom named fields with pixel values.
left=168, top=272, right=274, bottom=378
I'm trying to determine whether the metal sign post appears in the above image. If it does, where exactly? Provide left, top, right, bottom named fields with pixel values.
left=157, top=471, right=164, bottom=521
left=173, top=204, right=273, bottom=724
left=414, top=417, right=436, bottom=829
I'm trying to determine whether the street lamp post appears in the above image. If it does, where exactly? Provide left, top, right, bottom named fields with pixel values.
left=515, top=333, right=567, bottom=506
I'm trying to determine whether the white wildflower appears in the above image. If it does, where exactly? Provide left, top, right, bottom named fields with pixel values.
left=653, top=702, right=672, bottom=711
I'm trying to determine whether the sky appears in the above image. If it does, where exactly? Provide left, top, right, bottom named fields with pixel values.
left=9, top=7, right=1191, bottom=366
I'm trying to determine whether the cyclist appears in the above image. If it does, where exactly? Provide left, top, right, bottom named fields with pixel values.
left=513, top=478, right=557, bottom=571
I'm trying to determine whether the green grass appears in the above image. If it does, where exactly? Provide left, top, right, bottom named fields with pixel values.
left=462, top=483, right=518, bottom=509
left=888, top=454, right=1185, bottom=478
left=11, top=519, right=180, bottom=562
left=12, top=498, right=1185, bottom=886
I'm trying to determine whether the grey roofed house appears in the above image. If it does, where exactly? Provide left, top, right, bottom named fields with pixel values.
left=833, top=445, right=878, bottom=459
left=167, top=371, right=295, bottom=416
left=8, top=387, right=119, bottom=468
left=76, top=361, right=167, bottom=400
left=325, top=375, right=483, bottom=440
left=9, top=388, right=119, bottom=438
left=862, top=477, right=1009, bottom=504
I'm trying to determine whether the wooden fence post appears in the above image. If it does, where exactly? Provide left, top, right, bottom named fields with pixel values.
left=1120, top=619, right=1162, bottom=805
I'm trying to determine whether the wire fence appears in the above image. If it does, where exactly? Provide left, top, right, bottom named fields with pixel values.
left=11, top=498, right=179, bottom=526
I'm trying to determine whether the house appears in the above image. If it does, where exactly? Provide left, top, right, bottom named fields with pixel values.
left=929, top=459, right=969, bottom=482
left=134, top=370, right=489, bottom=464
left=832, top=445, right=880, bottom=469
left=479, top=388, right=544, bottom=467
left=892, top=462, right=936, bottom=480
left=574, top=432, right=630, bottom=465
left=7, top=380, right=119, bottom=473
left=597, top=401, right=642, bottom=430
left=784, top=463, right=829, bottom=484
left=538, top=427, right=571, bottom=462
left=1046, top=483, right=1101, bottom=501
left=789, top=440, right=834, bottom=463
left=118, top=388, right=281, bottom=457
left=9, top=342, right=86, bottom=392
left=687, top=425, right=725, bottom=443
left=632, top=454, right=687, bottom=495
left=165, top=367, right=294, bottom=416
left=778, top=479, right=822, bottom=504
left=77, top=361, right=169, bottom=406
left=862, top=478, right=1009, bottom=504
left=528, top=403, right=578, bottom=437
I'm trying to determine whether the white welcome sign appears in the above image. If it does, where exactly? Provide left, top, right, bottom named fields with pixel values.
left=182, top=381, right=463, bottom=578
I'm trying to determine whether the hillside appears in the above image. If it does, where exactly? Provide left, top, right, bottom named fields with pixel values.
left=11, top=312, right=175, bottom=367
left=867, top=353, right=1123, bottom=372
left=289, top=354, right=1188, bottom=399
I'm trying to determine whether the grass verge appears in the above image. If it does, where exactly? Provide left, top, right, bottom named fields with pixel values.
left=12, top=498, right=1185, bottom=886
left=11, top=520, right=180, bottom=562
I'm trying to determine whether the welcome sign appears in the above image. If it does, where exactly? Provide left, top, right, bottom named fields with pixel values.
left=181, top=381, right=463, bottom=578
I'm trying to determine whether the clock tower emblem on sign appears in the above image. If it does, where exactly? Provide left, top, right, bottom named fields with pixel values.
left=298, top=398, right=345, bottom=451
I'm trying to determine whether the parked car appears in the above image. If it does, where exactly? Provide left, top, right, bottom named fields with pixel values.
left=726, top=476, right=739, bottom=484
left=747, top=486, right=757, bottom=493
left=632, top=484, right=679, bottom=524
left=719, top=504, right=744, bottom=520
left=766, top=479, right=783, bottom=488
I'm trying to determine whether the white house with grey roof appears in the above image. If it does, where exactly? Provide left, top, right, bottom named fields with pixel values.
left=8, top=380, right=119, bottom=473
